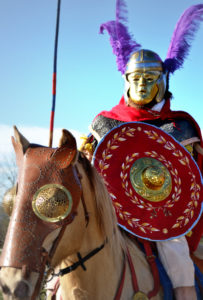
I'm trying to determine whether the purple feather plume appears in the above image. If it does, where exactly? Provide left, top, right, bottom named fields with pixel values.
left=164, top=4, right=203, bottom=73
left=116, top=0, right=128, bottom=23
left=100, top=0, right=141, bottom=74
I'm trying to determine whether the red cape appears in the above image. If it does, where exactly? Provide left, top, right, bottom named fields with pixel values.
left=96, top=96, right=203, bottom=251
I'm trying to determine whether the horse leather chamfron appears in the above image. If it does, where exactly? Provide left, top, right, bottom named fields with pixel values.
left=93, top=122, right=203, bottom=241
left=0, top=144, right=82, bottom=272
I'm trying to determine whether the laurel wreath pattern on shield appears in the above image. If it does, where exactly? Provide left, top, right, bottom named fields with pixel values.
left=98, top=125, right=201, bottom=234
left=121, top=152, right=181, bottom=212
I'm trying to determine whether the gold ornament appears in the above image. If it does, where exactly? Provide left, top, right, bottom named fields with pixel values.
left=133, top=291, right=149, bottom=300
left=130, top=157, right=172, bottom=202
left=32, top=184, right=72, bottom=222
left=3, top=185, right=16, bottom=216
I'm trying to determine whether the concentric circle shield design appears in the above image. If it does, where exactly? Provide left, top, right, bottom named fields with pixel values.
left=93, top=122, right=203, bottom=241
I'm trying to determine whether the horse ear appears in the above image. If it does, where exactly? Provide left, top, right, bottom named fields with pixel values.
left=11, top=126, right=30, bottom=166
left=51, top=129, right=78, bottom=168
left=12, top=126, right=30, bottom=153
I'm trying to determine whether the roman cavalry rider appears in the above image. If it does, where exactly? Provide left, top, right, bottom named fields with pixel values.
left=81, top=2, right=203, bottom=300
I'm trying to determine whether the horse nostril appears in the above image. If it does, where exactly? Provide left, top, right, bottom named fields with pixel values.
left=14, top=281, right=29, bottom=298
left=2, top=284, right=11, bottom=295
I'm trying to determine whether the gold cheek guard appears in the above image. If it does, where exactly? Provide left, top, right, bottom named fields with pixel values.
left=32, top=184, right=73, bottom=223
left=2, top=184, right=73, bottom=223
left=2, top=185, right=17, bottom=216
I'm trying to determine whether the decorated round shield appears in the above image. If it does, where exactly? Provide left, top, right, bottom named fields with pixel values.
left=93, top=122, right=203, bottom=241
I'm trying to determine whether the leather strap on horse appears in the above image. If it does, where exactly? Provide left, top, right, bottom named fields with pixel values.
left=30, top=224, right=68, bottom=300
left=48, top=241, right=106, bottom=300
left=31, top=211, right=78, bottom=300
left=48, top=222, right=71, bottom=264
left=75, top=165, right=89, bottom=227
left=114, top=254, right=127, bottom=300
left=50, top=278, right=60, bottom=300
left=114, top=248, right=142, bottom=300
left=114, top=245, right=160, bottom=300
left=31, top=251, right=51, bottom=300
left=57, top=242, right=105, bottom=276
left=126, top=247, right=140, bottom=293
left=143, top=240, right=160, bottom=299
left=125, top=233, right=160, bottom=298
left=81, top=192, right=89, bottom=227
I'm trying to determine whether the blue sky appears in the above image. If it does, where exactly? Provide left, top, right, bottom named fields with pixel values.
left=0, top=0, right=203, bottom=153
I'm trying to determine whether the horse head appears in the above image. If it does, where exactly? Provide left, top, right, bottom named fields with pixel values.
left=0, top=127, right=162, bottom=300
left=0, top=127, right=92, bottom=299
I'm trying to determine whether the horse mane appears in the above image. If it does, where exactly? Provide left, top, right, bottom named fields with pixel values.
left=78, top=153, right=126, bottom=251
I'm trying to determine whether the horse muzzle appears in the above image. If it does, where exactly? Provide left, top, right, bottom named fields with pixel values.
left=0, top=266, right=39, bottom=300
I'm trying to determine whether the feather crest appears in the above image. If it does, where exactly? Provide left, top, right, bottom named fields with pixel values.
left=116, top=0, right=128, bottom=24
left=164, top=4, right=203, bottom=73
left=100, top=0, right=141, bottom=74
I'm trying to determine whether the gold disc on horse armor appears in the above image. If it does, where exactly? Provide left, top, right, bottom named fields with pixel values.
left=32, top=183, right=73, bottom=222
left=133, top=291, right=149, bottom=300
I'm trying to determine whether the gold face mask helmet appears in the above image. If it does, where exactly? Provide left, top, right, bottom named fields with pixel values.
left=124, top=49, right=167, bottom=106
left=100, top=2, right=203, bottom=103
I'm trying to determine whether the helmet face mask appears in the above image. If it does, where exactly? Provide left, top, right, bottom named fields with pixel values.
left=125, top=50, right=167, bottom=106
left=127, top=70, right=160, bottom=106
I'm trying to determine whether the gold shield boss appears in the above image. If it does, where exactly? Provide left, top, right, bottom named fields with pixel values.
left=125, top=50, right=167, bottom=105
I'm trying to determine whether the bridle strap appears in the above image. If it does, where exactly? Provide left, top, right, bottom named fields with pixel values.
left=57, top=242, right=105, bottom=276
left=30, top=204, right=77, bottom=299
left=48, top=219, right=74, bottom=262
left=49, top=241, right=106, bottom=300
left=81, top=192, right=89, bottom=227
left=30, top=223, right=69, bottom=300
left=31, top=251, right=50, bottom=300
left=75, top=164, right=89, bottom=227
left=31, top=210, right=78, bottom=299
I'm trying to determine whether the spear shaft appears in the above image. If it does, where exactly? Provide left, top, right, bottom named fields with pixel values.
left=49, top=0, right=61, bottom=147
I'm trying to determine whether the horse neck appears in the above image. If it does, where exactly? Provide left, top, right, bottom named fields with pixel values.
left=59, top=165, right=125, bottom=299
left=52, top=163, right=161, bottom=299
left=59, top=220, right=124, bottom=300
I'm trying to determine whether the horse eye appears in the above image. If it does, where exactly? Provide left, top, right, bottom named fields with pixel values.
left=2, top=185, right=17, bottom=216
left=32, top=184, right=72, bottom=222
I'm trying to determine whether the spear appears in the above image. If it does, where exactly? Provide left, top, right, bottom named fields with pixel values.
left=49, top=0, right=61, bottom=147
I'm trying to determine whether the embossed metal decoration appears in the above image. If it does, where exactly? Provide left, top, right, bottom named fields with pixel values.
left=93, top=122, right=203, bottom=241
left=130, top=157, right=172, bottom=202
left=32, top=184, right=73, bottom=222
left=3, top=185, right=17, bottom=216
left=133, top=291, right=149, bottom=300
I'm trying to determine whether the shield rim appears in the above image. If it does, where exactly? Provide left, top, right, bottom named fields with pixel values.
left=93, top=121, right=203, bottom=241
